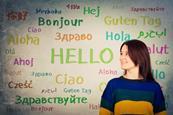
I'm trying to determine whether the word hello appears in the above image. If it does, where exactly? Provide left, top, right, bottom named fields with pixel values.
left=55, top=73, right=84, bottom=85
left=83, top=6, right=100, bottom=17
left=64, top=88, right=91, bottom=95
left=51, top=48, right=114, bottom=64
left=41, top=88, right=57, bottom=94
left=5, top=48, right=15, bottom=54
left=147, top=44, right=169, bottom=55
left=31, top=106, right=54, bottom=112
left=55, top=32, right=92, bottom=42
left=99, top=68, right=117, bottom=76
left=8, top=80, right=33, bottom=88
left=14, top=57, right=34, bottom=67
left=35, top=8, right=61, bottom=15
left=28, top=26, right=41, bottom=33
left=38, top=17, right=83, bottom=29
left=7, top=33, right=39, bottom=45
left=104, top=16, right=161, bottom=27
left=106, top=31, right=131, bottom=42
left=155, top=59, right=170, bottom=65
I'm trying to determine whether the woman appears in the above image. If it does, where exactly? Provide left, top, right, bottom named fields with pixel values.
left=99, top=39, right=167, bottom=115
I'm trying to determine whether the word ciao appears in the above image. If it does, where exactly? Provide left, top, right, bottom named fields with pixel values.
left=38, top=17, right=83, bottom=29
left=55, top=73, right=84, bottom=85
left=32, top=71, right=52, bottom=77
left=138, top=28, right=166, bottom=39
left=83, top=6, right=100, bottom=17
left=64, top=88, right=91, bottom=95
left=147, top=44, right=169, bottom=55
left=35, top=8, right=61, bottom=15
left=8, top=80, right=33, bottom=89
left=51, top=48, right=113, bottom=64
left=7, top=33, right=39, bottom=45
left=14, top=57, right=34, bottom=67
left=15, top=95, right=87, bottom=106
left=104, top=16, right=161, bottom=27
left=106, top=31, right=131, bottom=42
left=55, top=32, right=92, bottom=42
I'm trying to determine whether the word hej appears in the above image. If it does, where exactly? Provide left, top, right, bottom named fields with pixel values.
left=8, top=80, right=33, bottom=89
left=15, top=95, right=88, bottom=106
left=104, top=16, right=161, bottom=27
left=14, top=57, right=34, bottom=67
left=138, top=28, right=166, bottom=39
left=51, top=48, right=114, bottom=64
left=64, top=87, right=91, bottom=95
left=7, top=33, right=39, bottom=45
left=55, top=32, right=92, bottom=42
left=6, top=10, right=28, bottom=21
left=83, top=6, right=100, bottom=17
left=55, top=73, right=84, bottom=85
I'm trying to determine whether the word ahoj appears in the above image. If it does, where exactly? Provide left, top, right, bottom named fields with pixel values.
left=138, top=28, right=166, bottom=39
left=147, top=44, right=169, bottom=55
left=106, top=31, right=131, bottom=42
left=7, top=33, right=39, bottom=45
left=83, top=6, right=100, bottom=17
left=51, top=48, right=113, bottom=64
left=35, top=8, right=61, bottom=15
left=8, top=80, right=33, bottom=88
left=38, top=17, right=83, bottom=29
left=14, top=57, right=34, bottom=67
left=55, top=32, right=92, bottom=42
left=56, top=73, right=84, bottom=85
left=6, top=10, right=28, bottom=21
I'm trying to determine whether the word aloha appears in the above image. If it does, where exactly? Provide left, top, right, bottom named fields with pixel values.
left=15, top=95, right=87, bottom=106
left=51, top=48, right=113, bottom=64
left=104, top=16, right=161, bottom=27
left=138, top=28, right=166, bottom=39
left=55, top=32, right=92, bottom=42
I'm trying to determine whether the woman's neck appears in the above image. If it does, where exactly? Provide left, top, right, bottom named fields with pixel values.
left=124, top=67, right=143, bottom=80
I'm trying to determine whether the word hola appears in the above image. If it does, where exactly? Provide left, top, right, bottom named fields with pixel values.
left=14, top=57, right=34, bottom=67
left=106, top=31, right=131, bottom=42
left=83, top=6, right=100, bottom=17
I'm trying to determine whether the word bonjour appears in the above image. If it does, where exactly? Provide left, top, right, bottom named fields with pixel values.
left=55, top=32, right=92, bottom=42
left=104, top=16, right=161, bottom=27
left=138, top=28, right=166, bottom=39
left=7, top=33, right=39, bottom=45
left=8, top=80, right=33, bottom=89
left=55, top=73, right=84, bottom=85
left=15, top=95, right=88, bottom=106
left=14, top=57, right=34, bottom=67
left=106, top=31, right=131, bottom=42
left=64, top=88, right=91, bottom=95
left=83, top=6, right=100, bottom=17
left=51, top=48, right=114, bottom=64
left=38, top=17, right=83, bottom=29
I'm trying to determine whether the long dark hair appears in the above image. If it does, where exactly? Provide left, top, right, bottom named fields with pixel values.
left=120, top=39, right=155, bottom=81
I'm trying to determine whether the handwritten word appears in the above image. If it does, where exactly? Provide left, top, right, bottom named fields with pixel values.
left=147, top=44, right=169, bottom=55
left=14, top=57, right=34, bottom=67
left=38, top=17, right=83, bottom=29
left=131, top=7, right=165, bottom=12
left=32, top=71, right=52, bottom=77
left=66, top=4, right=80, bottom=10
left=15, top=95, right=88, bottom=105
left=138, top=28, right=166, bottom=39
left=41, top=88, right=57, bottom=94
left=8, top=80, right=33, bottom=88
left=83, top=6, right=100, bottom=17
left=64, top=88, right=91, bottom=95
left=152, top=69, right=165, bottom=80
left=5, top=48, right=15, bottom=54
left=6, top=10, right=28, bottom=21
left=55, top=32, right=92, bottom=42
left=155, top=59, right=170, bottom=65
left=56, top=74, right=84, bottom=85
left=28, top=26, right=41, bottom=33
left=35, top=8, right=61, bottom=14
left=106, top=31, right=131, bottom=42
left=89, top=103, right=100, bottom=110
left=104, top=16, right=161, bottom=27
left=31, top=106, right=54, bottom=112
left=7, top=33, right=39, bottom=45
left=98, top=68, right=117, bottom=76
left=51, top=48, right=113, bottom=64
left=4, top=69, right=21, bottom=76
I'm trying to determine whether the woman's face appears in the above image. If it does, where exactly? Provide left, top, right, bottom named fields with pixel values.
left=120, top=45, right=136, bottom=70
